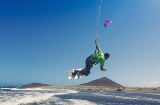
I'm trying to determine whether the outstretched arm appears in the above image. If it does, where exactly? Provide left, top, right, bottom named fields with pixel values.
left=96, top=44, right=100, bottom=51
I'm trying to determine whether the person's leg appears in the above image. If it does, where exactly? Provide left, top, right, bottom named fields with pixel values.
left=82, top=68, right=91, bottom=76
left=81, top=56, right=93, bottom=76
left=72, top=68, right=85, bottom=76
left=73, top=55, right=93, bottom=76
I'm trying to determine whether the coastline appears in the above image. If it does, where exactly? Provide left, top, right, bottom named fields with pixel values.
left=2, top=85, right=160, bottom=94
left=41, top=86, right=160, bottom=94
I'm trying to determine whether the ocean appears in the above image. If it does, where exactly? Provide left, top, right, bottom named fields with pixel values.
left=0, top=88, right=160, bottom=105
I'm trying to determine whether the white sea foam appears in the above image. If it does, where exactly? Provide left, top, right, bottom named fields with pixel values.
left=10, top=88, right=43, bottom=90
left=54, top=99, right=97, bottom=105
left=93, top=92, right=160, bottom=103
left=1, top=89, right=160, bottom=105
left=0, top=89, right=79, bottom=105
left=1, top=93, right=54, bottom=105
left=69, top=99, right=97, bottom=105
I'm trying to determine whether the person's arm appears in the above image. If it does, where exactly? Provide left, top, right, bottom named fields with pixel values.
left=96, top=44, right=100, bottom=51
left=100, top=66, right=107, bottom=71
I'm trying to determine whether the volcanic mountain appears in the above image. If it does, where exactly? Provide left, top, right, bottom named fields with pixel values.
left=80, top=77, right=123, bottom=87
left=22, top=83, right=51, bottom=88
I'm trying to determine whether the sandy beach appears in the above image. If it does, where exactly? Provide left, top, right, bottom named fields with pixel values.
left=41, top=85, right=160, bottom=94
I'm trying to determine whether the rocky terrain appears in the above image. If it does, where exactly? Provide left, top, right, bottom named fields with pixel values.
left=79, top=77, right=123, bottom=87
left=22, top=83, right=51, bottom=88
left=21, top=77, right=160, bottom=94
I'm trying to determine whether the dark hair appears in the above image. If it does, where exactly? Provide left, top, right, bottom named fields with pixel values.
left=104, top=53, right=110, bottom=58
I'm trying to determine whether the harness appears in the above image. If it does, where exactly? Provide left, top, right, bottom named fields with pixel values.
left=86, top=55, right=96, bottom=66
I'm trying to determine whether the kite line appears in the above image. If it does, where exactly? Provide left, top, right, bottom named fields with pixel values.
left=96, top=0, right=102, bottom=45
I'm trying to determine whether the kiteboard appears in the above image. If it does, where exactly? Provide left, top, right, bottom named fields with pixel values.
left=66, top=68, right=84, bottom=79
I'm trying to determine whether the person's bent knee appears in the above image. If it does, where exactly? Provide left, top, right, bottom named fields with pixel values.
left=84, top=71, right=91, bottom=76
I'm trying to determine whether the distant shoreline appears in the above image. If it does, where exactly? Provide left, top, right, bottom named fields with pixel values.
left=40, top=86, right=160, bottom=94
left=1, top=85, right=160, bottom=94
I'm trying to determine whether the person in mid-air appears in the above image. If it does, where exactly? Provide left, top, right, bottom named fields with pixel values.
left=73, top=43, right=110, bottom=76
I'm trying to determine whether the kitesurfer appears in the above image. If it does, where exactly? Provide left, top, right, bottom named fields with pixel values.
left=73, top=44, right=110, bottom=76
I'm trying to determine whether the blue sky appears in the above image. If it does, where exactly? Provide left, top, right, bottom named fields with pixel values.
left=0, top=0, right=160, bottom=87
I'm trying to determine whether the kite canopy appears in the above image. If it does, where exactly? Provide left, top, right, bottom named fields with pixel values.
left=104, top=20, right=112, bottom=27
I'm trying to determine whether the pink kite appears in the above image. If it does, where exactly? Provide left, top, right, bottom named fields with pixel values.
left=104, top=20, right=112, bottom=27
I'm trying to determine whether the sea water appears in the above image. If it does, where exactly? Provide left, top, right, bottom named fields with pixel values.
left=0, top=88, right=160, bottom=105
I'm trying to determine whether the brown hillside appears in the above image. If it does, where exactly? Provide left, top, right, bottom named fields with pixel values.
left=80, top=77, right=123, bottom=87
left=22, top=83, right=51, bottom=88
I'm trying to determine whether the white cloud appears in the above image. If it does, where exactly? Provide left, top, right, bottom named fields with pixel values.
left=142, top=81, right=160, bottom=87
